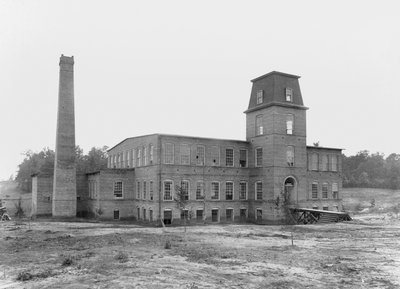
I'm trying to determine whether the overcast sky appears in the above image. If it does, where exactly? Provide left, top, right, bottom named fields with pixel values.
left=1, top=0, right=399, bottom=181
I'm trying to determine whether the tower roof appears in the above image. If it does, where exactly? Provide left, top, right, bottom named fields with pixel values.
left=245, top=71, right=307, bottom=113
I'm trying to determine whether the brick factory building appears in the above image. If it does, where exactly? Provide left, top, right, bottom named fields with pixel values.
left=32, top=66, right=343, bottom=224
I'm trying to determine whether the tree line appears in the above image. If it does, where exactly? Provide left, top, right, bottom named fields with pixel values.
left=342, top=151, right=400, bottom=189
left=15, top=146, right=108, bottom=192
left=14, top=147, right=400, bottom=192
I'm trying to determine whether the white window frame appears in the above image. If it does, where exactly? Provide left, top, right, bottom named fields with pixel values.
left=211, top=146, right=220, bottom=166
left=256, top=90, right=263, bottom=104
left=225, top=148, right=234, bottom=167
left=225, top=181, right=234, bottom=200
left=287, top=146, right=294, bottom=167
left=286, top=114, right=294, bottom=135
left=255, top=147, right=263, bottom=167
left=113, top=181, right=123, bottom=199
left=255, top=181, right=263, bottom=200
left=143, top=147, right=148, bottom=166
left=239, top=149, right=248, bottom=168
left=196, top=145, right=205, bottom=166
left=331, top=155, right=338, bottom=172
left=322, top=183, right=328, bottom=199
left=226, top=207, right=234, bottom=221
left=137, top=148, right=142, bottom=167
left=239, top=181, right=248, bottom=200
left=196, top=181, right=204, bottom=200
left=180, top=143, right=191, bottom=165
left=256, top=115, right=264, bottom=135
left=181, top=180, right=190, bottom=201
left=163, top=180, right=173, bottom=201
left=164, top=143, right=174, bottom=164
left=311, top=182, right=318, bottom=199
left=211, top=181, right=220, bottom=200
left=285, top=88, right=293, bottom=102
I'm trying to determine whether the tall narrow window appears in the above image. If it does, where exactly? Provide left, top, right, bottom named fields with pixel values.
left=149, top=144, right=154, bottom=164
left=136, top=181, right=141, bottom=199
left=122, top=152, right=126, bottom=168
left=164, top=143, right=174, bottom=164
left=113, top=155, right=117, bottom=168
left=150, top=180, right=154, bottom=200
left=132, top=149, right=135, bottom=167
left=126, top=151, right=130, bottom=167
left=196, top=181, right=204, bottom=200
left=311, top=153, right=318, bottom=171
left=331, top=155, right=338, bottom=172
left=256, top=181, right=263, bottom=200
left=225, top=182, right=233, bottom=200
left=286, top=114, right=294, bottom=135
left=143, top=181, right=147, bottom=199
left=211, top=182, right=220, bottom=200
left=164, top=181, right=173, bottom=200
left=211, top=146, right=220, bottom=166
left=256, top=115, right=263, bottom=135
left=114, top=181, right=123, bottom=198
left=196, top=145, right=205, bottom=165
left=332, top=183, right=338, bottom=199
left=226, top=148, right=234, bottom=167
left=143, top=147, right=148, bottom=166
left=255, top=148, right=263, bottom=167
left=287, top=146, right=294, bottom=167
left=239, top=182, right=247, bottom=200
left=108, top=156, right=112, bottom=168
left=239, top=149, right=247, bottom=167
left=181, top=181, right=189, bottom=201
left=256, top=90, right=263, bottom=104
left=180, top=144, right=190, bottom=165
left=312, top=182, right=318, bottom=199
left=285, top=88, right=293, bottom=102
left=322, top=183, right=328, bottom=199
left=322, top=155, right=328, bottom=171
left=137, top=148, right=142, bottom=167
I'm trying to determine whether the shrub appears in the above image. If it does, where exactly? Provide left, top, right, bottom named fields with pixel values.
left=114, top=251, right=128, bottom=263
left=61, top=255, right=74, bottom=266
left=16, top=271, right=33, bottom=281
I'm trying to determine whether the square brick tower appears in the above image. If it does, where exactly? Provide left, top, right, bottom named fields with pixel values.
left=52, top=55, right=77, bottom=217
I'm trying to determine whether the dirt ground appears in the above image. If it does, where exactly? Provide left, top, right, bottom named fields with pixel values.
left=0, top=213, right=399, bottom=289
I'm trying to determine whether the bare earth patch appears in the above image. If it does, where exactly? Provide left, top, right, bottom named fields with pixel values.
left=0, top=215, right=399, bottom=288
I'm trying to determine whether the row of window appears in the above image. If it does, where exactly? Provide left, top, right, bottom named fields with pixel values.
left=136, top=180, right=154, bottom=200
left=163, top=207, right=251, bottom=223
left=163, top=144, right=250, bottom=167
left=256, top=88, right=293, bottom=105
left=309, top=153, right=339, bottom=172
left=163, top=180, right=264, bottom=201
left=311, top=182, right=339, bottom=199
left=256, top=114, right=294, bottom=136
left=108, top=144, right=154, bottom=169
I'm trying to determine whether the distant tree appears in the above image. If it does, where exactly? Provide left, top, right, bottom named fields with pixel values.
left=16, top=146, right=109, bottom=192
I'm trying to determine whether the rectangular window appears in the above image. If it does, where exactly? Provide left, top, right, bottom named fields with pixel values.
left=196, top=145, right=205, bottom=165
left=132, top=150, right=135, bottom=167
left=239, top=182, right=247, bottom=200
left=149, top=210, right=153, bottom=222
left=108, top=156, right=112, bottom=168
left=180, top=209, right=188, bottom=220
left=285, top=88, right=293, bottom=102
left=196, top=209, right=203, bottom=221
left=226, top=148, right=234, bottom=167
left=311, top=153, right=318, bottom=171
left=143, top=208, right=147, bottom=220
left=164, top=143, right=174, bottom=164
left=126, top=151, right=130, bottom=167
left=332, top=183, right=338, bottom=199
left=239, top=149, right=247, bottom=167
left=225, top=182, right=233, bottom=200
left=143, top=147, right=148, bottom=166
left=322, top=155, right=328, bottom=171
left=137, top=207, right=140, bottom=219
left=322, top=183, right=328, bottom=199
left=149, top=145, right=154, bottom=164
left=256, top=115, right=263, bottom=135
left=181, top=181, right=189, bottom=201
left=256, top=90, right=263, bottom=104
left=287, top=146, right=294, bottom=167
left=114, top=209, right=120, bottom=220
left=150, top=181, right=154, bottom=200
left=226, top=209, right=233, bottom=221
left=114, top=181, right=123, bottom=198
left=137, top=148, right=142, bottom=167
left=323, top=206, right=329, bottom=211
left=312, top=183, right=318, bottom=199
left=286, top=114, right=294, bottom=135
left=196, top=181, right=204, bottom=200
left=136, top=181, right=141, bottom=199
left=164, top=181, right=173, bottom=201
left=180, top=144, right=190, bottom=165
left=240, top=208, right=247, bottom=219
left=256, top=209, right=262, bottom=221
left=211, top=146, right=220, bottom=166
left=211, top=209, right=219, bottom=222
left=211, top=182, right=220, bottom=200
left=331, top=155, right=338, bottom=172
left=256, top=181, right=263, bottom=200
left=143, top=181, right=147, bottom=200
left=256, top=148, right=263, bottom=167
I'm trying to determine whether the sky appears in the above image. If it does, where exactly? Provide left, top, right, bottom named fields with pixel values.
left=0, top=0, right=399, bottom=181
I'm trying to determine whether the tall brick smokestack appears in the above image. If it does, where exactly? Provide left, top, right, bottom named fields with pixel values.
left=53, top=54, right=77, bottom=217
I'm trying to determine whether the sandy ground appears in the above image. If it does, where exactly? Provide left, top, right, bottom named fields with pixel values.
left=0, top=213, right=399, bottom=289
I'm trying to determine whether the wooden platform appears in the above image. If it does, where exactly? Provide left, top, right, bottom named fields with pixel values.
left=289, top=208, right=352, bottom=224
